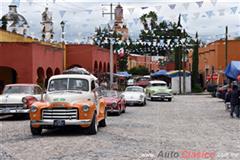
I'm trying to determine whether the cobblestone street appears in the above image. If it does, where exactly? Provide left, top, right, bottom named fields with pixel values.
left=1, top=95, right=239, bottom=160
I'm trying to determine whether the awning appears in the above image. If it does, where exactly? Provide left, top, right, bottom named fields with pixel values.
left=115, top=71, right=132, bottom=77
left=224, top=61, right=240, bottom=80
left=151, top=70, right=169, bottom=77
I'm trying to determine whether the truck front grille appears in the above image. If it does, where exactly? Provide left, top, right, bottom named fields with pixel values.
left=42, top=108, right=78, bottom=120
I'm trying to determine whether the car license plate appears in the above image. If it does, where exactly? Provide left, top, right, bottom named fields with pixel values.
left=53, top=120, right=65, bottom=127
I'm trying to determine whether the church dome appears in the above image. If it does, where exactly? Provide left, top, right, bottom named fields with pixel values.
left=1, top=5, right=28, bottom=33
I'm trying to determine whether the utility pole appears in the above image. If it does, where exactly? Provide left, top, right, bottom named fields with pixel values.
left=102, top=3, right=115, bottom=21
left=225, top=26, right=228, bottom=68
left=102, top=3, right=115, bottom=89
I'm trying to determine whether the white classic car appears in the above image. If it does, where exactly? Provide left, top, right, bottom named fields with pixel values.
left=121, top=86, right=146, bottom=106
left=0, top=84, right=42, bottom=115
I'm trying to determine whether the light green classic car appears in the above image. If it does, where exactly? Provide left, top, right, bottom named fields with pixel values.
left=145, top=80, right=173, bottom=101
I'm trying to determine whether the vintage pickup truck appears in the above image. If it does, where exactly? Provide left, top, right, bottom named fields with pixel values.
left=29, top=74, right=107, bottom=135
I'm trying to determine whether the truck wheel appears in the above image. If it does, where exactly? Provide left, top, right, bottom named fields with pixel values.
left=87, top=113, right=98, bottom=135
left=31, top=125, right=42, bottom=136
left=99, top=110, right=107, bottom=127
left=168, top=98, right=172, bottom=102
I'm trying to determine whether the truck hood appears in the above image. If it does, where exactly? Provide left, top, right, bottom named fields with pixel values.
left=0, top=94, right=30, bottom=104
left=44, top=91, right=93, bottom=103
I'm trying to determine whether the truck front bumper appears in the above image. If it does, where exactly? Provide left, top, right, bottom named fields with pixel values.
left=31, top=119, right=92, bottom=126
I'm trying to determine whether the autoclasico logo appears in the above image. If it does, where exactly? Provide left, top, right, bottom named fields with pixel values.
left=141, top=150, right=216, bottom=159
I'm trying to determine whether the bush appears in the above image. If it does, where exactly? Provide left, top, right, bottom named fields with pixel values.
left=192, top=83, right=203, bottom=93
left=128, top=66, right=149, bottom=76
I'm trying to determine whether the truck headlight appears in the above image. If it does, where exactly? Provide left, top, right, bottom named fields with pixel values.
left=112, top=102, right=117, bottom=108
left=140, top=95, right=144, bottom=99
left=82, top=105, right=90, bottom=112
left=30, top=106, right=38, bottom=113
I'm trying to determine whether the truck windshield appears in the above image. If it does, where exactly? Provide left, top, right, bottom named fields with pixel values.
left=48, top=78, right=89, bottom=92
left=3, top=86, right=34, bottom=94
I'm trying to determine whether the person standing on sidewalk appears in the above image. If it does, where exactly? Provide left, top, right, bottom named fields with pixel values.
left=230, top=84, right=239, bottom=118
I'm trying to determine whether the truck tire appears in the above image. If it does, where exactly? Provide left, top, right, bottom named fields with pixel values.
left=87, top=113, right=98, bottom=135
left=31, top=125, right=42, bottom=136
left=99, top=110, right=107, bottom=127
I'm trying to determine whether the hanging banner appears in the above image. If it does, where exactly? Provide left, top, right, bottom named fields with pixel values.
left=128, top=8, right=135, bottom=14
left=218, top=9, right=225, bottom=16
left=59, top=10, right=66, bottom=18
left=182, top=3, right=190, bottom=10
left=193, top=12, right=200, bottom=19
left=206, top=10, right=214, bottom=18
left=230, top=7, right=238, bottom=14
left=196, top=1, right=204, bottom=8
left=155, top=6, right=162, bottom=11
left=168, top=4, right=176, bottom=10
left=85, top=9, right=93, bottom=14
left=210, top=0, right=218, bottom=6
left=141, top=7, right=148, bottom=10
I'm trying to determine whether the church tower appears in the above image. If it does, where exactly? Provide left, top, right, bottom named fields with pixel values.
left=41, top=7, right=54, bottom=41
left=114, top=4, right=128, bottom=41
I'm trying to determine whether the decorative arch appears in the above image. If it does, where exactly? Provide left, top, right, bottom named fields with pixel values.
left=54, top=68, right=60, bottom=75
left=99, top=62, right=102, bottom=72
left=103, top=62, right=106, bottom=72
left=0, top=66, right=17, bottom=93
left=37, top=67, right=45, bottom=89
left=107, top=63, right=110, bottom=72
left=45, top=67, right=53, bottom=88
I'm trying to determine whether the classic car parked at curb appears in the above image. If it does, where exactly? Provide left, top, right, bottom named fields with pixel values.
left=102, top=90, right=126, bottom=115
left=121, top=86, right=146, bottom=106
left=0, top=84, right=42, bottom=115
left=145, top=80, right=173, bottom=101
left=29, top=74, right=107, bottom=135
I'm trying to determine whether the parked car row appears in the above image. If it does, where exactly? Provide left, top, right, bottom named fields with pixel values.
left=0, top=68, right=173, bottom=136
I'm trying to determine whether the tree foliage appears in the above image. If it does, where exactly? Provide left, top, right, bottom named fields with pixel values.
left=93, top=25, right=129, bottom=71
left=128, top=66, right=150, bottom=75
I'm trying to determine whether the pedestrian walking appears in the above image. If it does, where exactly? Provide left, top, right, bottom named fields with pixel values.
left=230, top=84, right=239, bottom=118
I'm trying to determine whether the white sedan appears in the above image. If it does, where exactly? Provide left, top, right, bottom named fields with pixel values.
left=0, top=84, right=42, bottom=115
left=121, top=86, right=146, bottom=106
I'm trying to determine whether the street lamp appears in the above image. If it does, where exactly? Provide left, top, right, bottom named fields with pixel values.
left=60, top=21, right=66, bottom=70
left=60, top=20, right=65, bottom=42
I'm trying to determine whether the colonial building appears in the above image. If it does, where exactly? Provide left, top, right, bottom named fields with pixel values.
left=128, top=54, right=160, bottom=72
left=187, top=39, right=240, bottom=86
left=0, top=29, right=64, bottom=91
left=66, top=44, right=118, bottom=75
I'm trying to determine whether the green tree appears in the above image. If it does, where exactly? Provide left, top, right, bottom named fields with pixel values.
left=93, top=26, right=129, bottom=71
left=191, top=32, right=201, bottom=92
left=128, top=66, right=150, bottom=75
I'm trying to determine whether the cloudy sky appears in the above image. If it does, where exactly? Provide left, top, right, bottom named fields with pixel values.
left=1, top=0, right=240, bottom=43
